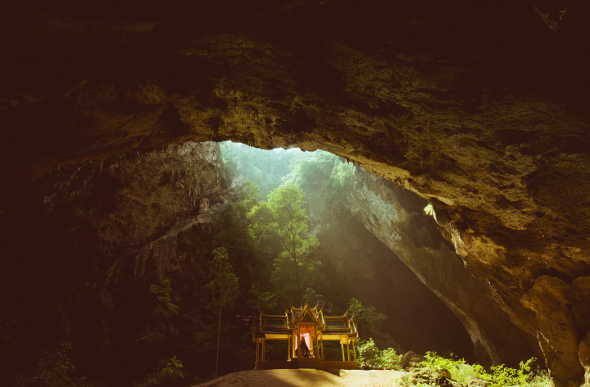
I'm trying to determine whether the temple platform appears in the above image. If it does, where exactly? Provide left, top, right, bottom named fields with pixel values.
left=255, top=358, right=358, bottom=370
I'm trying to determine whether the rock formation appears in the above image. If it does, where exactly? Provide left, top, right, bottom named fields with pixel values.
left=1, top=0, right=589, bottom=385
left=343, top=167, right=542, bottom=366
left=0, top=142, right=225, bottom=382
left=315, top=205, right=477, bottom=359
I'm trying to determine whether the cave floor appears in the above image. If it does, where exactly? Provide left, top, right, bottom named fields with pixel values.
left=195, top=369, right=407, bottom=386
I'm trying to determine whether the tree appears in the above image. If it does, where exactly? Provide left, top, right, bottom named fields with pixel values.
left=220, top=142, right=310, bottom=199
left=207, top=248, right=239, bottom=377
left=248, top=185, right=320, bottom=302
left=136, top=279, right=183, bottom=387
left=137, top=279, right=180, bottom=346
left=348, top=298, right=387, bottom=339
left=211, top=180, right=261, bottom=290
left=284, top=150, right=355, bottom=216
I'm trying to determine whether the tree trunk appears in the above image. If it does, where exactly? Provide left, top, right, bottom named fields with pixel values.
left=292, top=238, right=302, bottom=303
left=215, top=291, right=224, bottom=377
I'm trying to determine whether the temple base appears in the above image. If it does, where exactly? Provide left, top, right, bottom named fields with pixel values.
left=255, top=358, right=358, bottom=370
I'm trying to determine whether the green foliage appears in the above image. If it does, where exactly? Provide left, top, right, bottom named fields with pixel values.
left=221, top=143, right=355, bottom=218
left=137, top=279, right=179, bottom=346
left=331, top=160, right=355, bottom=189
left=207, top=248, right=240, bottom=308
left=265, top=185, right=316, bottom=249
left=302, top=287, right=325, bottom=308
left=487, top=358, right=551, bottom=387
left=210, top=181, right=261, bottom=295
left=420, top=352, right=470, bottom=384
left=248, top=184, right=320, bottom=302
left=348, top=298, right=387, bottom=338
left=420, top=352, right=551, bottom=387
left=220, top=142, right=312, bottom=198
left=135, top=356, right=184, bottom=387
left=286, top=151, right=336, bottom=191
left=239, top=180, right=261, bottom=210
left=150, top=279, right=180, bottom=319
left=135, top=279, right=184, bottom=386
left=284, top=150, right=355, bottom=214
left=248, top=290, right=280, bottom=312
left=28, top=340, right=88, bottom=387
left=356, top=338, right=402, bottom=370
left=270, top=253, right=324, bottom=302
left=247, top=202, right=276, bottom=240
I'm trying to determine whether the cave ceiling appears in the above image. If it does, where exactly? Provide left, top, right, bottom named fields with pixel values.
left=1, top=0, right=590, bottom=385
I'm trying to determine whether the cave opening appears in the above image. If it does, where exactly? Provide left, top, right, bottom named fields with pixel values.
left=0, top=132, right=551, bottom=386
left=217, top=140, right=475, bottom=359
left=0, top=139, right=485, bottom=385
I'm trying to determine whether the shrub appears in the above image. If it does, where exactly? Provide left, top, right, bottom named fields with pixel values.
left=135, top=356, right=183, bottom=387
left=419, top=352, right=552, bottom=387
left=357, top=338, right=402, bottom=370
left=15, top=340, right=91, bottom=387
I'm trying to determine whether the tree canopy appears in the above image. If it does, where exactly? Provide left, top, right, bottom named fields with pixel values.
left=248, top=184, right=320, bottom=303
left=348, top=298, right=388, bottom=339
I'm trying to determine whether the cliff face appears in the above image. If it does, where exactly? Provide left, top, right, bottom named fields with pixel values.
left=342, top=167, right=541, bottom=366
left=2, top=0, right=590, bottom=385
left=315, top=208, right=477, bottom=359
left=37, top=141, right=223, bottom=281
left=0, top=142, right=224, bottom=375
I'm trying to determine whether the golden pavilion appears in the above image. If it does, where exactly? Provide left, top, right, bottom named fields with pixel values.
left=252, top=302, right=359, bottom=370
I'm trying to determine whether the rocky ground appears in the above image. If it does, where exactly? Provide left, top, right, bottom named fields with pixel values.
left=194, top=369, right=408, bottom=387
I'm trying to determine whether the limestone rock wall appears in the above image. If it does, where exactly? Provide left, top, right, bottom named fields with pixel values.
left=343, top=167, right=541, bottom=366
left=37, top=141, right=222, bottom=266
left=315, top=209, right=476, bottom=359
left=0, top=142, right=224, bottom=369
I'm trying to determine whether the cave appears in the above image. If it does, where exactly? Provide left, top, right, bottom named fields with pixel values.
left=220, top=143, right=481, bottom=360
left=1, top=0, right=590, bottom=386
